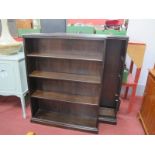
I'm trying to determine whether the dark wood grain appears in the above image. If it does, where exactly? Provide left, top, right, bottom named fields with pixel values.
left=31, top=90, right=99, bottom=105
left=99, top=107, right=115, bottom=117
left=24, top=33, right=129, bottom=130
left=23, top=32, right=128, bottom=40
left=100, top=38, right=128, bottom=109
left=29, top=70, right=101, bottom=84
left=98, top=37, right=128, bottom=124
left=27, top=57, right=102, bottom=76
left=98, top=107, right=116, bottom=124
left=27, top=52, right=103, bottom=62
left=31, top=98, right=98, bottom=118
left=24, top=33, right=106, bottom=132
left=31, top=109, right=98, bottom=132
left=29, top=78, right=101, bottom=97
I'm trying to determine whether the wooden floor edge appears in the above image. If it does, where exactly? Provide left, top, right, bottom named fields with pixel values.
left=138, top=112, right=149, bottom=135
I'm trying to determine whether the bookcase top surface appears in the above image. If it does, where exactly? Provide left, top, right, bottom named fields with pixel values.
left=22, top=33, right=128, bottom=40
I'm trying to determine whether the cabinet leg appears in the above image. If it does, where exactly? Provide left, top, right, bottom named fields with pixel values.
left=128, top=85, right=137, bottom=113
left=20, top=95, right=26, bottom=119
left=124, top=86, right=129, bottom=99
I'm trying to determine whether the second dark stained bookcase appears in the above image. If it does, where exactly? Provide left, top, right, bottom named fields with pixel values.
left=99, top=37, right=128, bottom=124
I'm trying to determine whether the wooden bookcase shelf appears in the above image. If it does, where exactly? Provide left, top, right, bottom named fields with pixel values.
left=24, top=33, right=106, bottom=132
left=31, top=90, right=99, bottom=105
left=27, top=52, right=103, bottom=62
left=32, top=109, right=98, bottom=132
left=29, top=71, right=101, bottom=84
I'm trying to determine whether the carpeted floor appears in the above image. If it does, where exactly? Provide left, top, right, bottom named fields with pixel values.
left=0, top=96, right=144, bottom=135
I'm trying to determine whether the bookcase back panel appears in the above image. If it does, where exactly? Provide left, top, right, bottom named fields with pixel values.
left=27, top=57, right=102, bottom=76
left=29, top=78, right=101, bottom=96
left=25, top=38, right=105, bottom=57
left=31, top=98, right=98, bottom=118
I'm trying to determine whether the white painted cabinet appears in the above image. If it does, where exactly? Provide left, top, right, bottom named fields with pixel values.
left=0, top=52, right=28, bottom=118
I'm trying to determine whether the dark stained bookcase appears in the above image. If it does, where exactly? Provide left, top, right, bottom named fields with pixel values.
left=23, top=33, right=128, bottom=133
left=24, top=33, right=107, bottom=132
left=99, top=37, right=128, bottom=124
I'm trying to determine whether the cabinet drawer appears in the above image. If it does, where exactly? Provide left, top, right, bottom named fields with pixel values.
left=0, top=62, right=16, bottom=91
left=149, top=97, right=155, bottom=134
left=140, top=94, right=155, bottom=134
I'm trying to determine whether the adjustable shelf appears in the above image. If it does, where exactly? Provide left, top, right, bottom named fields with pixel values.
left=32, top=109, right=98, bottom=132
left=29, top=71, right=101, bottom=84
left=24, top=33, right=106, bottom=133
left=31, top=90, right=99, bottom=106
left=27, top=52, right=103, bottom=62
left=98, top=107, right=116, bottom=124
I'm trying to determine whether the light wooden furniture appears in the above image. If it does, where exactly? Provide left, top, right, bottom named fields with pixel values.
left=16, top=19, right=32, bottom=29
left=0, top=52, right=28, bottom=118
left=127, top=42, right=146, bottom=68
left=139, top=67, right=155, bottom=134
left=123, top=42, right=146, bottom=112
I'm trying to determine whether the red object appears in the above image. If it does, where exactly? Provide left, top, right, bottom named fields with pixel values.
left=0, top=96, right=144, bottom=134
left=14, top=37, right=23, bottom=42
left=67, top=19, right=124, bottom=26
left=105, top=20, right=122, bottom=26
left=123, top=60, right=142, bottom=113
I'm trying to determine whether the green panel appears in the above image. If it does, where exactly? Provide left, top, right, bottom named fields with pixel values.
left=67, top=25, right=95, bottom=34
left=18, top=29, right=41, bottom=37
left=95, top=29, right=127, bottom=36
left=122, top=69, right=129, bottom=83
